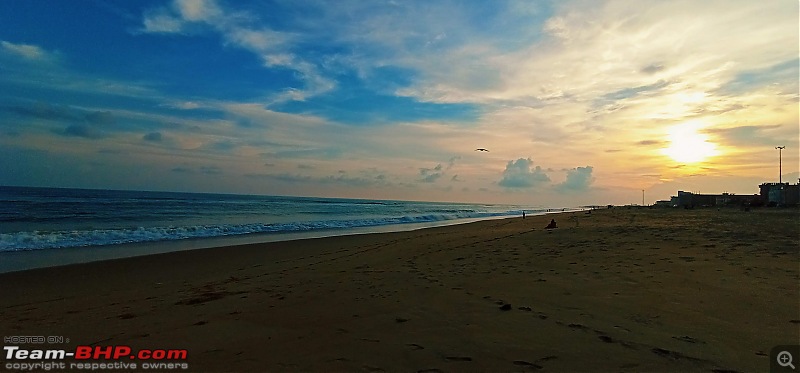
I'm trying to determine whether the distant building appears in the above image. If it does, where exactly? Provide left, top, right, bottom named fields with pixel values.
left=654, top=200, right=672, bottom=207
left=673, top=190, right=760, bottom=208
left=715, top=193, right=761, bottom=206
left=668, top=180, right=799, bottom=208
left=676, top=191, right=717, bottom=208
left=760, top=181, right=800, bottom=206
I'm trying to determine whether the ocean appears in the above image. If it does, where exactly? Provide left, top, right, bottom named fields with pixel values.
left=0, top=186, right=576, bottom=272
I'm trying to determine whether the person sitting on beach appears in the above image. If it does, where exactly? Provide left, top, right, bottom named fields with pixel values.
left=545, top=219, right=558, bottom=229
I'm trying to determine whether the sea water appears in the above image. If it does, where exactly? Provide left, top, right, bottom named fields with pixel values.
left=0, top=186, right=577, bottom=271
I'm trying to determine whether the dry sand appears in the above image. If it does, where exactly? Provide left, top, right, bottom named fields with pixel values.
left=0, top=208, right=798, bottom=372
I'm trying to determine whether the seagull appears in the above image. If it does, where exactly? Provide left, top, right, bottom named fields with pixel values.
left=475, top=148, right=490, bottom=152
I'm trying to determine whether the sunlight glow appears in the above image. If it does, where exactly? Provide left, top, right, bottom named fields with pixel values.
left=662, top=122, right=718, bottom=164
left=678, top=91, right=706, bottom=104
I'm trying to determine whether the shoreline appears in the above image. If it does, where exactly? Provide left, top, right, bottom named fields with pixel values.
left=0, top=209, right=574, bottom=274
left=1, top=208, right=797, bottom=372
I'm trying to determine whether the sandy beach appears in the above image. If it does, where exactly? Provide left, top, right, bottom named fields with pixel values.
left=1, top=208, right=798, bottom=372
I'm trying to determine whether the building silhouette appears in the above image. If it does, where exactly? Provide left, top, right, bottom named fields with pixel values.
left=667, top=179, right=799, bottom=208
left=759, top=181, right=800, bottom=206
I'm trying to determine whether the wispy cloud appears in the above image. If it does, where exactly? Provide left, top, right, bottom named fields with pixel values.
left=418, top=156, right=460, bottom=183
left=1, top=1, right=796, bottom=204
left=57, top=125, right=104, bottom=139
left=142, top=132, right=163, bottom=142
left=140, top=0, right=333, bottom=103
left=141, top=8, right=184, bottom=33
left=1, top=40, right=50, bottom=60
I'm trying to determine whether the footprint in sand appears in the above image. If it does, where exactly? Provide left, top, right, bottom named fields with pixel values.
left=445, top=356, right=472, bottom=362
left=598, top=335, right=614, bottom=343
left=513, top=360, right=543, bottom=369
left=672, top=335, right=703, bottom=344
left=566, top=323, right=589, bottom=331
left=651, top=347, right=704, bottom=362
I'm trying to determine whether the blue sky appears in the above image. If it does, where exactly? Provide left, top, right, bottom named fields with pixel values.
left=1, top=0, right=797, bottom=205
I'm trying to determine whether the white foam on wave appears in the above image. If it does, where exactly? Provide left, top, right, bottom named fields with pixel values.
left=0, top=210, right=529, bottom=252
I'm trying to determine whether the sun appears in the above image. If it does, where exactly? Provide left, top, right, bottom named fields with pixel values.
left=662, top=122, right=718, bottom=163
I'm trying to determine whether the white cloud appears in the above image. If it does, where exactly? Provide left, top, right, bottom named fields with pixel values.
left=139, top=0, right=221, bottom=33
left=141, top=9, right=184, bottom=33
left=261, top=56, right=335, bottom=103
left=228, top=28, right=292, bottom=51
left=499, top=158, right=551, bottom=188
left=173, top=0, right=221, bottom=22
left=164, top=101, right=201, bottom=110
left=5, top=1, right=795, bottom=205
left=317, top=0, right=795, bottom=116
left=140, top=0, right=332, bottom=102
left=557, top=166, right=595, bottom=192
left=1, top=41, right=49, bottom=60
left=369, top=0, right=796, bottom=195
left=222, top=102, right=328, bottom=128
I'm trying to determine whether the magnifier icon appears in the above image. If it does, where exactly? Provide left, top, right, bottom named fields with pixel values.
left=778, top=351, right=796, bottom=369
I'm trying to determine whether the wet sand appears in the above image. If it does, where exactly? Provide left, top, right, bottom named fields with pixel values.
left=0, top=208, right=798, bottom=372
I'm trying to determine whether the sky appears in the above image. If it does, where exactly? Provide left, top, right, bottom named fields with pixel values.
left=0, top=0, right=797, bottom=206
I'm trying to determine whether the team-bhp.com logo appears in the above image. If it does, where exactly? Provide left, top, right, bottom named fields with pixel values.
left=4, top=345, right=188, bottom=370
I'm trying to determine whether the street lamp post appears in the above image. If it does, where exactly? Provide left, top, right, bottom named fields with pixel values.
left=776, top=146, right=785, bottom=184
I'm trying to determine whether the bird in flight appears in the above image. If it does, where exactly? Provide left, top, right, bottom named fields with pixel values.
left=475, top=148, right=489, bottom=152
